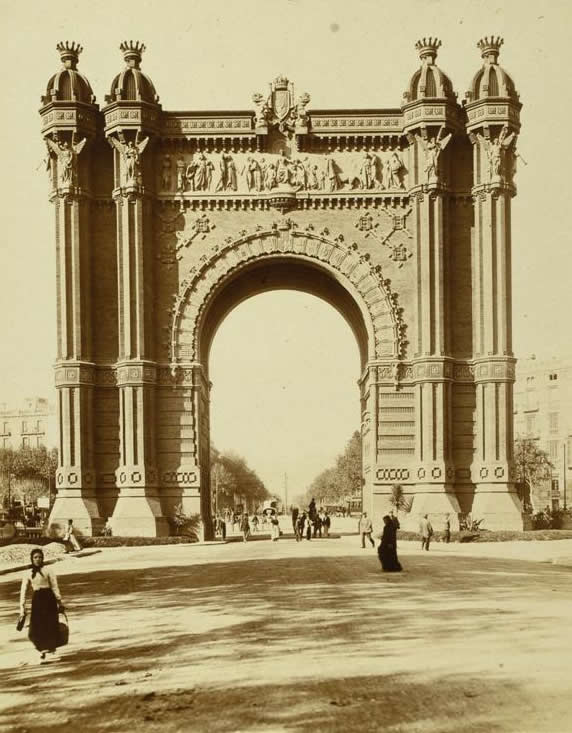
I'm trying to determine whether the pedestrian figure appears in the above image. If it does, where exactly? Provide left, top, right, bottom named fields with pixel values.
left=240, top=513, right=251, bottom=542
left=322, top=510, right=331, bottom=538
left=443, top=514, right=451, bottom=544
left=295, top=513, right=305, bottom=542
left=419, top=514, right=433, bottom=551
left=270, top=516, right=280, bottom=542
left=19, top=549, right=65, bottom=663
left=251, top=514, right=259, bottom=533
left=215, top=514, right=227, bottom=540
left=378, top=515, right=402, bottom=572
left=291, top=506, right=299, bottom=533
left=313, top=513, right=322, bottom=538
left=358, top=512, right=375, bottom=548
left=305, top=516, right=313, bottom=541
left=102, top=518, right=113, bottom=537
left=63, top=519, right=81, bottom=553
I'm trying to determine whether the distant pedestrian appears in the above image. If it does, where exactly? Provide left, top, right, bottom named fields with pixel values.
left=295, top=513, right=305, bottom=542
left=419, top=514, right=433, bottom=551
left=19, top=548, right=65, bottom=663
left=443, top=514, right=451, bottom=544
left=323, top=511, right=331, bottom=537
left=215, top=514, right=227, bottom=540
left=63, top=520, right=81, bottom=553
left=291, top=506, right=299, bottom=533
left=313, top=514, right=322, bottom=538
left=270, top=516, right=280, bottom=542
left=240, top=513, right=251, bottom=542
left=305, top=517, right=312, bottom=541
left=358, top=512, right=375, bottom=548
left=251, top=514, right=259, bottom=533
left=378, top=515, right=402, bottom=572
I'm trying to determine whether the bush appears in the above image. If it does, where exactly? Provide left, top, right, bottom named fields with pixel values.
left=80, top=536, right=197, bottom=547
left=168, top=504, right=201, bottom=539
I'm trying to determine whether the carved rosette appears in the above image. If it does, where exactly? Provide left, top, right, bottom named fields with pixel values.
left=167, top=226, right=407, bottom=366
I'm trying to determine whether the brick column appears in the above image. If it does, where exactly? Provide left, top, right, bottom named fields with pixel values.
left=410, top=187, right=460, bottom=527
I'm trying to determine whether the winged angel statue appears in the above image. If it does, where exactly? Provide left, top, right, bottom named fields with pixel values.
left=477, top=125, right=516, bottom=181
left=417, top=126, right=452, bottom=183
left=46, top=136, right=86, bottom=187
left=110, top=132, right=149, bottom=187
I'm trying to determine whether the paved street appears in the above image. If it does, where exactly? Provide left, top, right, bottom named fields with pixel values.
left=2, top=534, right=572, bottom=732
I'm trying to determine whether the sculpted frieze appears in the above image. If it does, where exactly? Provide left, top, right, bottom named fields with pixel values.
left=162, top=148, right=408, bottom=196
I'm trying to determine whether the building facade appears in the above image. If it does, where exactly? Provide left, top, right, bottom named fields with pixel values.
left=0, top=398, right=57, bottom=451
left=40, top=37, right=523, bottom=536
left=514, top=357, right=572, bottom=511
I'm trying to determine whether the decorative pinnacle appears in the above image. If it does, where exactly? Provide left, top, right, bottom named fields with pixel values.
left=56, top=41, right=83, bottom=70
left=415, top=37, right=441, bottom=64
left=120, top=40, right=146, bottom=69
left=478, top=36, right=504, bottom=63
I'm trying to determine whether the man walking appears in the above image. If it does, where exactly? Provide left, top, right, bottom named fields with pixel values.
left=358, top=512, right=375, bottom=549
left=443, top=514, right=451, bottom=544
left=419, top=514, right=433, bottom=551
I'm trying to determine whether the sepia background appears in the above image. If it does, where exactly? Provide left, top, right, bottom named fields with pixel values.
left=0, top=0, right=570, bottom=499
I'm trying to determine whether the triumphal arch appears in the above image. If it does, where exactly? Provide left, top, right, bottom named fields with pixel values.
left=40, top=37, right=523, bottom=536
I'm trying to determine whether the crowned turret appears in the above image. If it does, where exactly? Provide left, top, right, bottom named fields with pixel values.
left=465, top=37, right=521, bottom=136
left=106, top=41, right=159, bottom=104
left=404, top=38, right=455, bottom=103
left=42, top=42, right=96, bottom=105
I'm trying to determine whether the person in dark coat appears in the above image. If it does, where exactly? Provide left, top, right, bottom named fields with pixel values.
left=291, top=506, right=299, bottom=533
left=378, top=515, right=402, bottom=572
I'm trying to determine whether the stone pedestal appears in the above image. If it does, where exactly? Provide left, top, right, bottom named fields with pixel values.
left=471, top=485, right=523, bottom=531
left=109, top=491, right=169, bottom=536
left=48, top=489, right=104, bottom=537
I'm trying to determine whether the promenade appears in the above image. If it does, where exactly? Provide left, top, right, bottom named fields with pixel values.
left=2, top=530, right=572, bottom=732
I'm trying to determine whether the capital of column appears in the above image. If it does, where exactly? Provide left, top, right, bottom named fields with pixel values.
left=473, top=357, right=515, bottom=383
left=55, top=360, right=96, bottom=387
left=116, top=360, right=157, bottom=386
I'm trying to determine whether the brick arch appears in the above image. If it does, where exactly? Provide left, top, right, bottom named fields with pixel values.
left=170, top=226, right=406, bottom=367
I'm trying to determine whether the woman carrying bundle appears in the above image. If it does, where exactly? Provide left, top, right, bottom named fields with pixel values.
left=18, top=548, right=65, bottom=662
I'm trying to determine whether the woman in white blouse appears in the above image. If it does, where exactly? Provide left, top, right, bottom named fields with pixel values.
left=19, top=548, right=64, bottom=662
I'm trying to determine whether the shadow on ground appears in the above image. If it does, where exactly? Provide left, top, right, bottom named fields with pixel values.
left=1, top=551, right=571, bottom=732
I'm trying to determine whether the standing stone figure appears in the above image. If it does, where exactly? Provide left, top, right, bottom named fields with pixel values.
left=161, top=154, right=171, bottom=189
left=110, top=134, right=149, bottom=187
left=481, top=125, right=515, bottom=181
left=419, top=126, right=452, bottom=183
left=46, top=136, right=86, bottom=187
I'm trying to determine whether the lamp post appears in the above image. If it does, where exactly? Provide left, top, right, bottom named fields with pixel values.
left=563, top=439, right=568, bottom=511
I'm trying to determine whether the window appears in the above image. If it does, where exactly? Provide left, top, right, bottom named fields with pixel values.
left=549, top=413, right=559, bottom=433
left=36, top=420, right=43, bottom=432
left=1, top=421, right=8, bottom=435
left=2, top=438, right=8, bottom=449
left=526, top=414, right=536, bottom=435
left=549, top=373, right=558, bottom=381
left=526, top=376, right=535, bottom=390
left=549, top=441, right=559, bottom=459
left=22, top=421, right=28, bottom=433
left=22, top=437, right=30, bottom=448
left=551, top=478, right=560, bottom=492
left=36, top=436, right=42, bottom=448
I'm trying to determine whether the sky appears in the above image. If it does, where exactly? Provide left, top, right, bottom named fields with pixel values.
left=0, top=0, right=571, bottom=498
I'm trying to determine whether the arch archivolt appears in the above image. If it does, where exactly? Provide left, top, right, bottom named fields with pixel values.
left=169, top=222, right=407, bottom=366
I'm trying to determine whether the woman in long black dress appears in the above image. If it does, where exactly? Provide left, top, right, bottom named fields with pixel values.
left=378, top=515, right=402, bottom=572
left=19, top=548, right=64, bottom=662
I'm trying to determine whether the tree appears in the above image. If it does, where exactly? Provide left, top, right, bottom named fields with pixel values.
left=304, top=430, right=362, bottom=506
left=210, top=445, right=270, bottom=512
left=514, top=438, right=553, bottom=512
left=388, top=484, right=412, bottom=514
left=0, top=446, right=58, bottom=507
